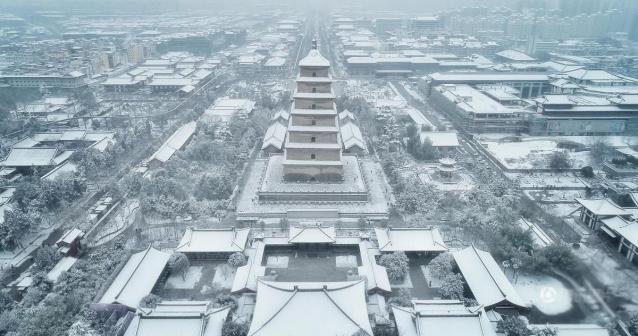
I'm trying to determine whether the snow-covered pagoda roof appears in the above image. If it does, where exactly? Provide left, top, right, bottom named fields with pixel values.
left=176, top=227, right=250, bottom=254
left=392, top=300, right=497, bottom=336
left=247, top=280, right=372, bottom=336
left=124, top=301, right=230, bottom=336
left=288, top=224, right=336, bottom=244
left=453, top=246, right=528, bottom=310
left=99, top=246, right=170, bottom=309
left=375, top=227, right=447, bottom=253
left=299, top=49, right=330, bottom=68
left=576, top=198, right=631, bottom=216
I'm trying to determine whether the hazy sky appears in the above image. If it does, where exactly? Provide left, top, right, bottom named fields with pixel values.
left=1, top=0, right=518, bottom=14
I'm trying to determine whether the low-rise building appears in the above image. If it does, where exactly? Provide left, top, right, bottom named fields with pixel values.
left=392, top=300, right=497, bottom=336
left=453, top=246, right=528, bottom=311
left=430, top=84, right=530, bottom=133
left=530, top=95, right=638, bottom=136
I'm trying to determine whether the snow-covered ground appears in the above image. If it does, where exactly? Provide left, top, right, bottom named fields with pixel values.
left=477, top=134, right=638, bottom=148
left=483, top=139, right=593, bottom=170
left=165, top=266, right=203, bottom=289
left=212, top=264, right=235, bottom=289
left=514, top=273, right=574, bottom=315
left=512, top=173, right=588, bottom=189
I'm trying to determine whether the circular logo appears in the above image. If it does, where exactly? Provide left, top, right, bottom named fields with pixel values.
left=539, top=287, right=558, bottom=304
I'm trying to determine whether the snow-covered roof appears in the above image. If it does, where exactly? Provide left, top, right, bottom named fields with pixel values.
left=1, top=147, right=58, bottom=167
left=616, top=147, right=638, bottom=160
left=99, top=246, right=170, bottom=308
left=601, top=217, right=638, bottom=247
left=564, top=69, right=626, bottom=82
left=41, top=161, right=78, bottom=181
left=46, top=256, right=78, bottom=282
left=299, top=49, right=330, bottom=68
left=419, top=131, right=460, bottom=148
left=527, top=324, right=608, bottom=336
left=375, top=227, right=447, bottom=253
left=392, top=300, right=497, bottom=336
left=176, top=227, right=250, bottom=254
left=231, top=239, right=266, bottom=293
left=496, top=49, right=535, bottom=62
left=264, top=57, right=286, bottom=67
left=428, top=72, right=549, bottom=82
left=453, top=246, right=528, bottom=309
left=56, top=228, right=84, bottom=245
left=340, top=122, right=366, bottom=151
left=271, top=110, right=290, bottom=122
left=358, top=240, right=391, bottom=292
left=248, top=280, right=372, bottom=336
left=148, top=121, right=196, bottom=163
left=261, top=123, right=287, bottom=150
left=288, top=224, right=336, bottom=244
left=124, top=301, right=230, bottom=336
left=60, top=130, right=86, bottom=141
left=576, top=198, right=631, bottom=216
left=338, top=109, right=355, bottom=122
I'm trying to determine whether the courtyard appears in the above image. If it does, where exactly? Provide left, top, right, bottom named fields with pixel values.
left=159, top=260, right=236, bottom=300
left=262, top=245, right=361, bottom=282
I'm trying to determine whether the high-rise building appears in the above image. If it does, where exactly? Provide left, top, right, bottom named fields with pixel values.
left=283, top=41, right=343, bottom=182
left=126, top=44, right=145, bottom=64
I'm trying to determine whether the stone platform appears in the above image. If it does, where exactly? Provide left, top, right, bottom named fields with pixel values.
left=258, top=155, right=368, bottom=202
left=235, top=156, right=390, bottom=221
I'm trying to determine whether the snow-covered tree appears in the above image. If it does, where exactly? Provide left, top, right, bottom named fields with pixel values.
left=169, top=252, right=190, bottom=280
left=68, top=320, right=99, bottom=336
left=428, top=252, right=454, bottom=277
left=379, top=251, right=409, bottom=281
left=439, top=273, right=464, bottom=299
left=227, top=252, right=246, bottom=268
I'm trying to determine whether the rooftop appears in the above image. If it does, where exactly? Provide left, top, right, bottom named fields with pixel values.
left=1, top=147, right=58, bottom=167
left=496, top=49, right=536, bottom=62
left=576, top=198, right=631, bottom=216
left=176, top=227, right=250, bottom=254
left=99, top=246, right=170, bottom=309
left=453, top=246, right=528, bottom=309
left=375, top=227, right=447, bottom=253
left=124, top=302, right=230, bottom=336
left=248, top=280, right=372, bottom=336
left=299, top=49, right=330, bottom=68
left=392, top=300, right=497, bottom=336
left=288, top=224, right=336, bottom=244
left=419, top=131, right=460, bottom=147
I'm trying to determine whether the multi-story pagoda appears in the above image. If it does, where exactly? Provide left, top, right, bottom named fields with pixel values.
left=283, top=41, right=343, bottom=182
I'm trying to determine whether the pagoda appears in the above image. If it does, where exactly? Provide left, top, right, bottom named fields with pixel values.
left=283, top=40, right=343, bottom=182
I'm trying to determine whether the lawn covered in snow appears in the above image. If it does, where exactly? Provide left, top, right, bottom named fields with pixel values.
left=483, top=139, right=593, bottom=170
